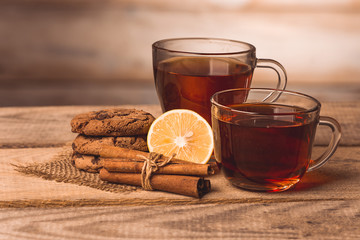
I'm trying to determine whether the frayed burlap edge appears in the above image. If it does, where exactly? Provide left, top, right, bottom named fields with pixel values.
left=13, top=143, right=138, bottom=193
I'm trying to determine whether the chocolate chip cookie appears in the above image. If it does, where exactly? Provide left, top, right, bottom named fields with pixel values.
left=72, top=134, right=148, bottom=155
left=71, top=108, right=155, bottom=136
left=71, top=152, right=103, bottom=173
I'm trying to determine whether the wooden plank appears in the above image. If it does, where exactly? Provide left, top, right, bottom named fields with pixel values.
left=0, top=200, right=359, bottom=239
left=0, top=103, right=358, bottom=148
left=0, top=82, right=160, bottom=107
left=0, top=103, right=358, bottom=239
left=0, top=82, right=359, bottom=108
left=0, top=146, right=359, bottom=206
left=315, top=101, right=360, bottom=146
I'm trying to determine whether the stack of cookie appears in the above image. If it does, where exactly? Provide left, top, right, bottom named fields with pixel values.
left=70, top=108, right=155, bottom=173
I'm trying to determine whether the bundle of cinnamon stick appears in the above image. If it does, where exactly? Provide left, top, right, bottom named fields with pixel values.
left=99, top=146, right=218, bottom=198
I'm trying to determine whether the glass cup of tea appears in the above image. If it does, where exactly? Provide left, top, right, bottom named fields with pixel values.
left=211, top=88, right=341, bottom=192
left=152, top=38, right=287, bottom=124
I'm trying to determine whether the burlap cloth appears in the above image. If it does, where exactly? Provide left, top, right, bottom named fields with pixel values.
left=14, top=144, right=139, bottom=194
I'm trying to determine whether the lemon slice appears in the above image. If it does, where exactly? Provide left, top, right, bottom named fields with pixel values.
left=147, top=109, right=214, bottom=164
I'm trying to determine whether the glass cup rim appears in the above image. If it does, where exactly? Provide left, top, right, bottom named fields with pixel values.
left=210, top=88, right=321, bottom=116
left=152, top=37, right=256, bottom=55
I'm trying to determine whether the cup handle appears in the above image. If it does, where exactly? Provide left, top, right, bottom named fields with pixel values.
left=307, top=116, right=342, bottom=172
left=256, top=58, right=288, bottom=102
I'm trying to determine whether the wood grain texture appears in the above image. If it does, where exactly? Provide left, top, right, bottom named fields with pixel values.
left=0, top=104, right=359, bottom=206
left=1, top=146, right=359, bottom=206
left=0, top=200, right=359, bottom=239
left=0, top=104, right=359, bottom=239
left=0, top=103, right=358, bottom=148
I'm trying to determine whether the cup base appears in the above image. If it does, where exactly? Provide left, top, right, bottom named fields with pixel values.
left=227, top=177, right=300, bottom=192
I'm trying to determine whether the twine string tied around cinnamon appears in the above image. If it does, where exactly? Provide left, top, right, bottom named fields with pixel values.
left=137, top=152, right=176, bottom=190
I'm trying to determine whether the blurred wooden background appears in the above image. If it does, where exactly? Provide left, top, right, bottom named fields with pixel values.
left=0, top=0, right=359, bottom=106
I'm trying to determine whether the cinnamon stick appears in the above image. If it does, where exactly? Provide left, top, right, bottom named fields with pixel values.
left=100, top=146, right=188, bottom=164
left=209, top=162, right=220, bottom=174
left=99, top=169, right=211, bottom=198
left=101, top=158, right=215, bottom=176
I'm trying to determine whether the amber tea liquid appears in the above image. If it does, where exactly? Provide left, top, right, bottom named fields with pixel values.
left=154, top=57, right=253, bottom=124
left=212, top=103, right=318, bottom=192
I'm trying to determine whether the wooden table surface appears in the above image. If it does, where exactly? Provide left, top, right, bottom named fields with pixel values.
left=0, top=104, right=359, bottom=239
